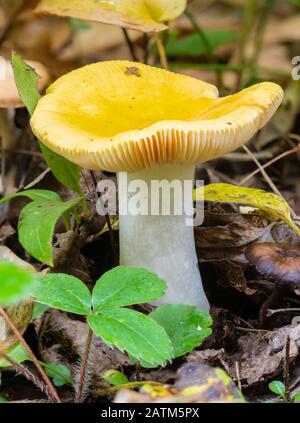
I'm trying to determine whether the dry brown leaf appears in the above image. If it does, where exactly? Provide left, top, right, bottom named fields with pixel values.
left=226, top=325, right=300, bottom=386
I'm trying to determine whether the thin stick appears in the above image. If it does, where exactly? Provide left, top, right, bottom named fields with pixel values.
left=122, top=28, right=138, bottom=62
left=0, top=307, right=61, bottom=403
left=284, top=336, right=291, bottom=402
left=75, top=327, right=93, bottom=403
left=266, top=308, right=300, bottom=317
left=0, top=351, right=50, bottom=398
left=242, top=145, right=298, bottom=219
left=23, top=168, right=51, bottom=190
left=143, top=33, right=149, bottom=64
left=239, top=146, right=300, bottom=186
left=155, top=33, right=168, bottom=70
left=90, top=171, right=118, bottom=265
left=235, top=326, right=270, bottom=333
left=235, top=361, right=242, bottom=392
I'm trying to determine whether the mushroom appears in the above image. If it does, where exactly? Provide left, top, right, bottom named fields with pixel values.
left=30, top=61, right=283, bottom=310
left=245, top=243, right=300, bottom=326
left=0, top=58, right=49, bottom=153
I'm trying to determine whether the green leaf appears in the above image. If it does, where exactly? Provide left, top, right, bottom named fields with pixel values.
left=269, top=380, right=286, bottom=399
left=0, top=262, right=37, bottom=306
left=43, top=362, right=72, bottom=386
left=293, top=391, right=300, bottom=402
left=33, top=273, right=91, bottom=315
left=165, top=30, right=237, bottom=57
left=12, top=51, right=41, bottom=115
left=18, top=198, right=81, bottom=266
left=12, top=52, right=83, bottom=195
left=101, top=369, right=129, bottom=386
left=0, top=344, right=31, bottom=368
left=92, top=266, right=166, bottom=312
left=32, top=302, right=48, bottom=320
left=150, top=304, right=212, bottom=358
left=39, top=144, right=83, bottom=195
left=88, top=308, right=173, bottom=367
left=0, top=189, right=61, bottom=205
left=194, top=183, right=300, bottom=237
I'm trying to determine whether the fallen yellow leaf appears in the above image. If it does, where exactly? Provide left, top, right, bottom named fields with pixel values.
left=35, top=0, right=187, bottom=33
left=194, top=183, right=300, bottom=236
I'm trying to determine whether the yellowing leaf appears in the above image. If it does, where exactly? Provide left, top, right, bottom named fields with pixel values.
left=194, top=183, right=300, bottom=236
left=145, top=0, right=187, bottom=22
left=35, top=0, right=186, bottom=33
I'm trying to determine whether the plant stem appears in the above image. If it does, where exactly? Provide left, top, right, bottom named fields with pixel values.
left=122, top=28, right=138, bottom=62
left=236, top=0, right=257, bottom=91
left=75, top=327, right=93, bottom=403
left=284, top=336, right=291, bottom=402
left=155, top=32, right=168, bottom=70
left=143, top=33, right=149, bottom=64
left=184, top=10, right=223, bottom=89
left=90, top=171, right=118, bottom=265
left=239, top=145, right=300, bottom=186
left=0, top=307, right=61, bottom=403
left=250, top=0, right=276, bottom=76
left=0, top=351, right=50, bottom=398
left=236, top=0, right=257, bottom=90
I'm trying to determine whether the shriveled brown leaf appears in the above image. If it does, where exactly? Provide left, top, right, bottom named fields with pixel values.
left=226, top=325, right=300, bottom=386
left=213, top=261, right=256, bottom=295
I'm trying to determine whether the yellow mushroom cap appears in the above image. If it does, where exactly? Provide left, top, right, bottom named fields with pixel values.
left=0, top=59, right=50, bottom=109
left=30, top=60, right=283, bottom=172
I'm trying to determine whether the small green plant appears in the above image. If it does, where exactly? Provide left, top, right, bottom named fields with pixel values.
left=32, top=266, right=212, bottom=367
left=0, top=262, right=37, bottom=305
left=268, top=380, right=300, bottom=403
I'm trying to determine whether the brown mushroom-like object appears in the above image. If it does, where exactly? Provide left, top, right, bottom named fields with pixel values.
left=245, top=242, right=300, bottom=326
left=245, top=243, right=300, bottom=288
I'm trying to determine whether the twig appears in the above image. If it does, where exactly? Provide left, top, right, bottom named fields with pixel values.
left=235, top=326, right=270, bottom=333
left=90, top=171, right=118, bottom=265
left=242, top=145, right=298, bottom=219
left=0, top=307, right=61, bottom=403
left=122, top=28, right=138, bottom=62
left=75, top=327, right=93, bottom=403
left=239, top=146, right=300, bottom=186
left=225, top=150, right=274, bottom=162
left=155, top=32, right=168, bottom=70
left=143, top=33, right=149, bottom=64
left=0, top=351, right=50, bottom=398
left=284, top=336, right=291, bottom=402
left=266, top=308, right=300, bottom=317
left=235, top=361, right=242, bottom=392
left=23, top=168, right=51, bottom=190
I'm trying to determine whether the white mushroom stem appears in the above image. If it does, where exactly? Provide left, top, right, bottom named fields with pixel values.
left=118, top=163, right=209, bottom=311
